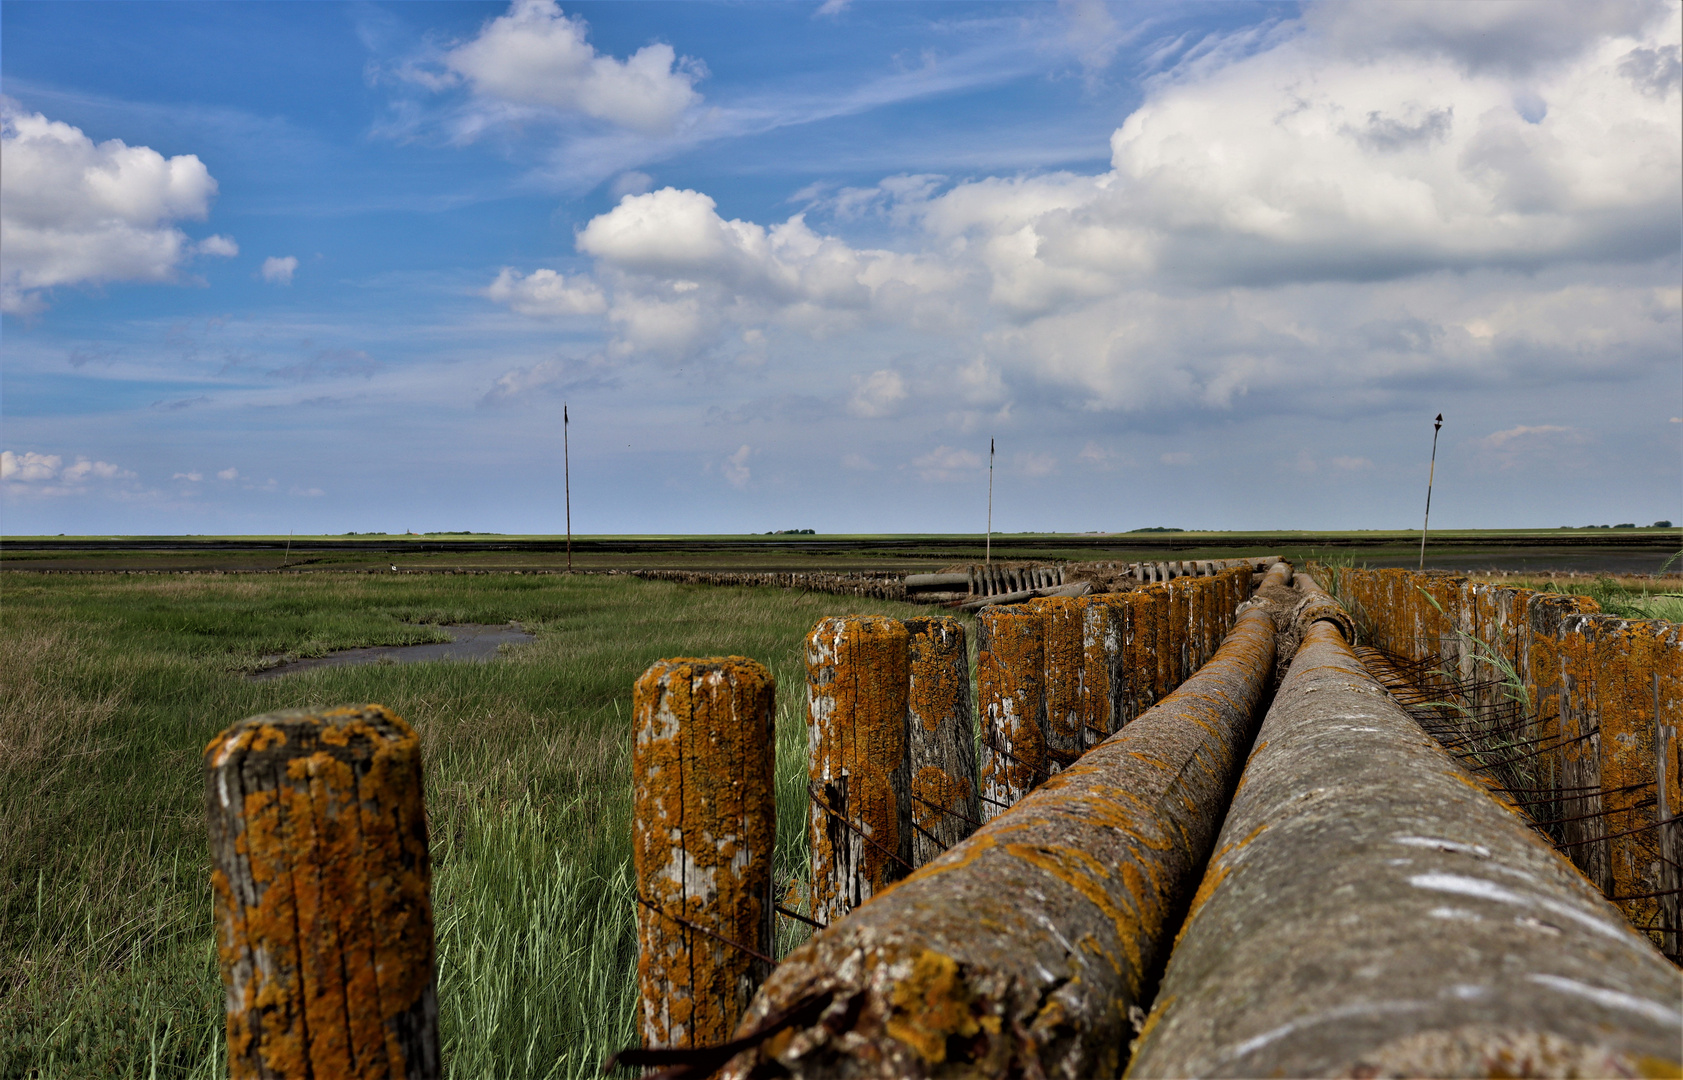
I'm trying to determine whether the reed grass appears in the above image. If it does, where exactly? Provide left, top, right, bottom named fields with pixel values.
left=0, top=572, right=964, bottom=1078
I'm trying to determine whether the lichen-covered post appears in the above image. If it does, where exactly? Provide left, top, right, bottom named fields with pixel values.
left=1030, top=595, right=1085, bottom=772
left=1657, top=626, right=1683, bottom=961
left=1077, top=595, right=1122, bottom=747
left=633, top=657, right=776, bottom=1049
left=1119, top=591, right=1157, bottom=725
left=1194, top=576, right=1215, bottom=668
left=807, top=617, right=911, bottom=924
left=1578, top=618, right=1678, bottom=953
left=1137, top=583, right=1173, bottom=704
left=977, top=604, right=1047, bottom=822
left=204, top=705, right=439, bottom=1080
left=1525, top=593, right=1575, bottom=800
left=905, top=617, right=980, bottom=868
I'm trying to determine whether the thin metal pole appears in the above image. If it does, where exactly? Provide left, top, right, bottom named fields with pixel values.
left=564, top=403, right=572, bottom=573
left=986, top=438, right=994, bottom=567
left=1419, top=413, right=1442, bottom=571
left=282, top=530, right=292, bottom=570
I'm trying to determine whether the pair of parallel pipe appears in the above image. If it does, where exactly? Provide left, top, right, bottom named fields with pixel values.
left=723, top=603, right=1280, bottom=1076
left=1129, top=600, right=1682, bottom=1077
left=719, top=565, right=1681, bottom=1077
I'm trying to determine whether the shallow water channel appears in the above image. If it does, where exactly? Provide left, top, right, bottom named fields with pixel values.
left=250, top=623, right=535, bottom=680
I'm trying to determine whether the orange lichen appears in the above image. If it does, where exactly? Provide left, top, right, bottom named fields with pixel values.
left=203, top=704, right=435, bottom=1079
left=1077, top=596, right=1121, bottom=746
left=1031, top=596, right=1087, bottom=765
left=978, top=605, right=1047, bottom=819
left=883, top=949, right=982, bottom=1064
left=906, top=617, right=979, bottom=862
left=633, top=657, right=776, bottom=1048
left=806, top=619, right=909, bottom=923
left=1136, top=584, right=1172, bottom=705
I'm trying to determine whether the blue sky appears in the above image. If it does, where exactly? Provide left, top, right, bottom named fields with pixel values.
left=3, top=0, right=1679, bottom=535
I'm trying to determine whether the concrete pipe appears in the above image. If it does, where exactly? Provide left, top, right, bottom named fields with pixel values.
left=723, top=608, right=1277, bottom=1079
left=1290, top=571, right=1357, bottom=642
left=1127, top=619, right=1683, bottom=1080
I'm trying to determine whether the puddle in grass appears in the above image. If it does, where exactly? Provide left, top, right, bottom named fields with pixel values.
left=250, top=623, right=535, bottom=680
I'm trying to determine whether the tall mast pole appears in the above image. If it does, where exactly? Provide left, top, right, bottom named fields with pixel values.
left=564, top=403, right=572, bottom=573
left=986, top=438, right=994, bottom=567
left=1419, top=413, right=1442, bottom=571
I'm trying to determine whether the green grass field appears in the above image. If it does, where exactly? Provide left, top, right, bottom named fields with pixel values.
left=0, top=571, right=967, bottom=1078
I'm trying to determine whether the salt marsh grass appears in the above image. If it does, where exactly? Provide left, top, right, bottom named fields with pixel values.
left=0, top=572, right=964, bottom=1078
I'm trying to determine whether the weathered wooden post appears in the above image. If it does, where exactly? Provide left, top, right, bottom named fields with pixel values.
left=1030, top=595, right=1085, bottom=772
left=1135, top=582, right=1172, bottom=705
left=1120, top=590, right=1159, bottom=725
left=904, top=617, right=980, bottom=867
left=807, top=617, right=911, bottom=924
left=1077, top=594, right=1123, bottom=746
left=1659, top=629, right=1683, bottom=962
left=204, top=705, right=439, bottom=1080
left=977, top=604, right=1047, bottom=822
left=633, top=657, right=776, bottom=1050
left=1166, top=577, right=1193, bottom=687
left=1576, top=617, right=1679, bottom=954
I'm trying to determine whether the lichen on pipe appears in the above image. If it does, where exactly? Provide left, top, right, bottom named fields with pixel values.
left=722, top=608, right=1277, bottom=1079
left=1127, top=619, right=1683, bottom=1080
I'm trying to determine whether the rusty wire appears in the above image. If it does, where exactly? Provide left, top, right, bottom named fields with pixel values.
left=976, top=726, right=1050, bottom=777
left=912, top=791, right=985, bottom=830
left=602, top=988, right=836, bottom=1079
left=635, top=896, right=776, bottom=966
left=1357, top=643, right=1681, bottom=964
left=806, top=787, right=916, bottom=874
left=775, top=904, right=825, bottom=930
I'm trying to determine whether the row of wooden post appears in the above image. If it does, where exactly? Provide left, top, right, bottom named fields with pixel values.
left=630, top=564, right=1258, bottom=1051
left=194, top=565, right=1262, bottom=1074
left=1332, top=567, right=1682, bottom=960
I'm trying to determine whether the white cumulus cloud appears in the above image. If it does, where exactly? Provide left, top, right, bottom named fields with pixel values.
left=217, top=467, right=240, bottom=481
left=913, top=445, right=982, bottom=482
left=1481, top=423, right=1581, bottom=447
left=848, top=369, right=906, bottom=418
left=441, top=0, right=703, bottom=135
left=0, top=104, right=229, bottom=314
left=261, top=256, right=298, bottom=285
left=722, top=444, right=752, bottom=488
left=196, top=234, right=238, bottom=257
left=553, top=2, right=1679, bottom=420
left=484, top=267, right=606, bottom=317
left=3, top=449, right=136, bottom=494
left=2, top=451, right=62, bottom=481
left=576, top=186, right=957, bottom=357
